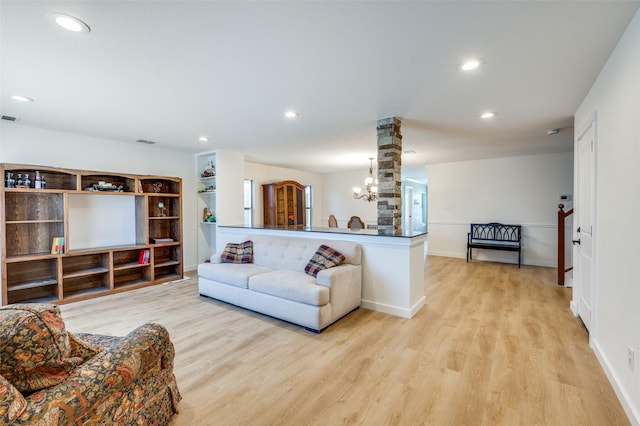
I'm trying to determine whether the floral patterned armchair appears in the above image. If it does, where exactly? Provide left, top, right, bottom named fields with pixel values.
left=0, top=304, right=181, bottom=425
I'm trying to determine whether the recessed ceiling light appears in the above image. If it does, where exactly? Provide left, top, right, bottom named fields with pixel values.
left=199, top=136, right=209, bottom=142
left=461, top=59, right=481, bottom=71
left=284, top=111, right=299, bottom=118
left=50, top=12, right=91, bottom=33
left=481, top=112, right=496, bottom=119
left=11, top=95, right=34, bottom=102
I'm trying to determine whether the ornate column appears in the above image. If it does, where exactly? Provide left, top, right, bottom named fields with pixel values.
left=376, top=117, right=402, bottom=235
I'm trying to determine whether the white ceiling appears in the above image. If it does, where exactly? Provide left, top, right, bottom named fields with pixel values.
left=1, top=1, right=638, bottom=182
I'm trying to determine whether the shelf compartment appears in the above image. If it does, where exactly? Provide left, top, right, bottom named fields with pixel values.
left=149, top=218, right=181, bottom=243
left=154, top=245, right=182, bottom=280
left=198, top=176, right=216, bottom=192
left=5, top=222, right=65, bottom=257
left=62, top=253, right=109, bottom=278
left=153, top=267, right=181, bottom=282
left=80, top=174, right=136, bottom=193
left=154, top=245, right=181, bottom=266
left=140, top=178, right=181, bottom=195
left=113, top=248, right=150, bottom=269
left=113, top=267, right=151, bottom=289
left=6, top=259, right=59, bottom=304
left=63, top=275, right=109, bottom=300
left=5, top=192, right=63, bottom=221
left=3, top=166, right=77, bottom=191
left=147, top=195, right=180, bottom=218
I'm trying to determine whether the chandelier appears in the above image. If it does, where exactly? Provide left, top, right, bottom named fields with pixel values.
left=352, top=157, right=378, bottom=202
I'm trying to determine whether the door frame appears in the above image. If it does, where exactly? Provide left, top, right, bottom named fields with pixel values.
left=571, top=112, right=598, bottom=338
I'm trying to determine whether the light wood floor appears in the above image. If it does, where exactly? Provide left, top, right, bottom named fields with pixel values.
left=59, top=256, right=629, bottom=426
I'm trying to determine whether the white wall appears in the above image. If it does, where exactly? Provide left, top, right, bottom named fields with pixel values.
left=574, top=8, right=640, bottom=423
left=322, top=169, right=377, bottom=228
left=428, top=152, right=573, bottom=267
left=244, top=161, right=324, bottom=227
left=0, top=123, right=199, bottom=271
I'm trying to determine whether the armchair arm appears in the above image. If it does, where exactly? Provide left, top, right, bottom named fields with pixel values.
left=15, top=323, right=175, bottom=425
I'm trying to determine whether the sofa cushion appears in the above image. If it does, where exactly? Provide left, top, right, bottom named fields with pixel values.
left=0, top=304, right=87, bottom=393
left=304, top=245, right=346, bottom=277
left=198, top=262, right=275, bottom=288
left=0, top=374, right=27, bottom=423
left=221, top=240, right=253, bottom=263
left=249, top=270, right=330, bottom=306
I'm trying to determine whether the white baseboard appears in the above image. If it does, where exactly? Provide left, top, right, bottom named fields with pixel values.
left=427, top=251, right=465, bottom=259
left=592, top=338, right=640, bottom=425
left=361, top=296, right=425, bottom=319
left=570, top=300, right=579, bottom=316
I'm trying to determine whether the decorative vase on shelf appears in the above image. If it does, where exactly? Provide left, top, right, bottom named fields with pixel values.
left=5, top=172, right=15, bottom=188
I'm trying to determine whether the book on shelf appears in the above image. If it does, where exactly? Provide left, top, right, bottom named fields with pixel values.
left=51, top=237, right=65, bottom=254
left=138, top=249, right=150, bottom=264
left=152, top=237, right=174, bottom=244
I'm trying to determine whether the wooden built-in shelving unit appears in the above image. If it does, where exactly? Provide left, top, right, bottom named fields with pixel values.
left=1, top=163, right=183, bottom=306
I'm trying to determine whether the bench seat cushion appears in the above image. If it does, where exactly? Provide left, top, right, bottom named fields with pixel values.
left=197, top=263, right=274, bottom=289
left=249, top=270, right=330, bottom=306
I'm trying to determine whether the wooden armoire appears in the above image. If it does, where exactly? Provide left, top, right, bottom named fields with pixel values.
left=262, top=180, right=306, bottom=227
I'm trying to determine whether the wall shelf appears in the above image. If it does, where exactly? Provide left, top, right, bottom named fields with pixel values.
left=196, top=152, right=217, bottom=263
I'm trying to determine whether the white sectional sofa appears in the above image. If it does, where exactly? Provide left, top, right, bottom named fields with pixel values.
left=197, top=235, right=362, bottom=332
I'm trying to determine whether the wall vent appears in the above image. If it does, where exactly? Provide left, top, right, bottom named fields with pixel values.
left=1, top=115, right=18, bottom=122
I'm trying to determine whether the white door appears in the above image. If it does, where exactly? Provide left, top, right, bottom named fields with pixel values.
left=575, top=117, right=596, bottom=332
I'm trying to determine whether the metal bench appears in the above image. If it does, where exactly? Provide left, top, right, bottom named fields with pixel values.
left=467, top=223, right=522, bottom=267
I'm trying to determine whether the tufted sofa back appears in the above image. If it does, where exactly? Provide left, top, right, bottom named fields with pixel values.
left=248, top=235, right=361, bottom=271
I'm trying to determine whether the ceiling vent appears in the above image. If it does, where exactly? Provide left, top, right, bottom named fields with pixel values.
left=135, top=139, right=156, bottom=145
left=1, top=115, right=19, bottom=122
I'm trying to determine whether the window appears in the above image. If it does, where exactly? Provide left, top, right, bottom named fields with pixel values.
left=305, top=185, right=312, bottom=226
left=244, top=180, right=253, bottom=226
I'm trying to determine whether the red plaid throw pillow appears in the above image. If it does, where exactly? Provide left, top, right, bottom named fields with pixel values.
left=221, top=240, right=253, bottom=263
left=305, top=245, right=345, bottom=277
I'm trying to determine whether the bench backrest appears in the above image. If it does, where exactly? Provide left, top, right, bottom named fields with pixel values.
left=469, top=223, right=521, bottom=242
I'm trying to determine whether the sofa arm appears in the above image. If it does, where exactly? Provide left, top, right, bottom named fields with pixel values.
left=15, top=323, right=176, bottom=425
left=316, top=264, right=358, bottom=288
